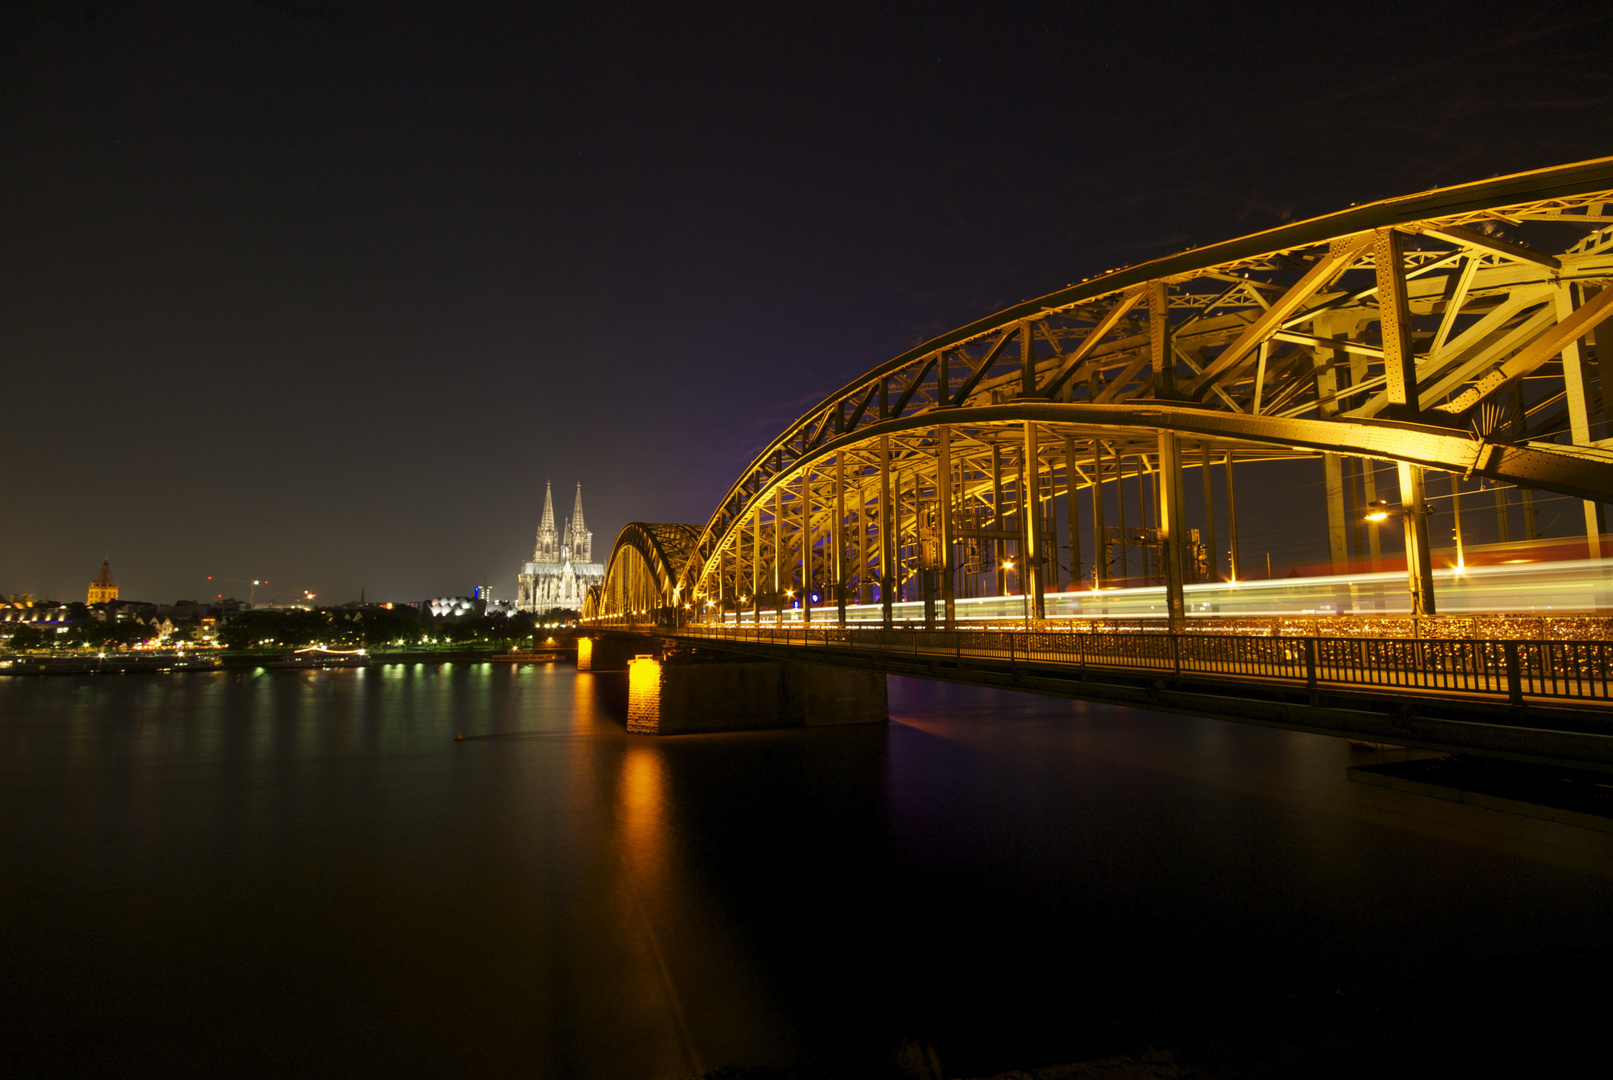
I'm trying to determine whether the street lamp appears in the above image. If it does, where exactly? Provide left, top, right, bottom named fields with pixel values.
left=1364, top=499, right=1434, bottom=523
left=1001, top=560, right=1029, bottom=629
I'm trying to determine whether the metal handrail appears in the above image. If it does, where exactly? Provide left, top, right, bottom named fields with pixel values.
left=665, top=625, right=1613, bottom=708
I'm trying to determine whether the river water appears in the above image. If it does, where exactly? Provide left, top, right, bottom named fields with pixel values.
left=3, top=663, right=1612, bottom=1077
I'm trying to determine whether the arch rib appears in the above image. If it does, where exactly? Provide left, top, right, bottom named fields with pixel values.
left=685, top=156, right=1613, bottom=595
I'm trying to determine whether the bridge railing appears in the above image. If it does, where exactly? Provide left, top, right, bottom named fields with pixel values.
left=668, top=625, right=1613, bottom=708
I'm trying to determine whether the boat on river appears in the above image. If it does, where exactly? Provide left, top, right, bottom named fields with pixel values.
left=264, top=646, right=369, bottom=669
left=0, top=651, right=224, bottom=675
left=490, top=648, right=569, bottom=663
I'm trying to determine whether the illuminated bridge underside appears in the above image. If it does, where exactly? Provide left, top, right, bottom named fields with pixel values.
left=591, top=158, right=1613, bottom=627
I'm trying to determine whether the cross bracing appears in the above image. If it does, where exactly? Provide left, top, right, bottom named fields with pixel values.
left=589, top=158, right=1613, bottom=627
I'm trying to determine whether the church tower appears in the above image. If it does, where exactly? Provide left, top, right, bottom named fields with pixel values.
left=88, top=559, right=118, bottom=605
left=566, top=483, right=592, bottom=564
left=533, top=481, right=559, bottom=563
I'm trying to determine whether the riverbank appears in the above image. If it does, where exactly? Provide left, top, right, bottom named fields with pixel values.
left=0, top=646, right=575, bottom=674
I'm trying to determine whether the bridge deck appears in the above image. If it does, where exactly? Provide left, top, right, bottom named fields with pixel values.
left=650, top=625, right=1613, bottom=771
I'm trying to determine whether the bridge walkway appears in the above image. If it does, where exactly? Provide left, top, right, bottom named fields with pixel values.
left=645, top=624, right=1613, bottom=771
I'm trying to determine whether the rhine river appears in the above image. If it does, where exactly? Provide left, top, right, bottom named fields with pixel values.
left=3, top=664, right=1612, bottom=1077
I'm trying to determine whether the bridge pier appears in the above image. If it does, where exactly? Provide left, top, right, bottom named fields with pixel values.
left=627, top=653, right=887, bottom=735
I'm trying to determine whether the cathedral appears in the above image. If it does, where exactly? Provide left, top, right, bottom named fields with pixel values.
left=516, top=483, right=605, bottom=613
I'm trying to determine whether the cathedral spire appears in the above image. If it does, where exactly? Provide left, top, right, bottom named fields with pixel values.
left=571, top=483, right=586, bottom=536
left=534, top=481, right=560, bottom=562
left=539, top=481, right=556, bottom=533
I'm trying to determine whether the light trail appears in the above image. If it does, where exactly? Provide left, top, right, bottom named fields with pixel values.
left=726, top=558, right=1613, bottom=625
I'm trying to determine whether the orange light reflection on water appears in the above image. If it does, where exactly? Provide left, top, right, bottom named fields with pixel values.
left=618, top=745, right=667, bottom=862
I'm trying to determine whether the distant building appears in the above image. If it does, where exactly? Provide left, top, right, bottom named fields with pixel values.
left=516, top=482, right=603, bottom=612
left=0, top=598, right=70, bottom=628
left=87, top=560, right=118, bottom=605
left=422, top=595, right=510, bottom=617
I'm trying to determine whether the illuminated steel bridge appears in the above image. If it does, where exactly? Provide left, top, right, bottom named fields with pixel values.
left=583, top=158, right=1613, bottom=764
left=588, top=158, right=1613, bottom=633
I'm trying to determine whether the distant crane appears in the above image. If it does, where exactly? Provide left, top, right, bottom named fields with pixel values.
left=206, top=576, right=268, bottom=606
left=205, top=577, right=321, bottom=608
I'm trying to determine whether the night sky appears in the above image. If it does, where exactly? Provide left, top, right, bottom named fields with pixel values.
left=3, top=1, right=1611, bottom=605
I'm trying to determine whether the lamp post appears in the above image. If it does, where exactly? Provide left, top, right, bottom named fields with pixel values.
left=1002, top=560, right=1029, bottom=629
left=1364, top=496, right=1437, bottom=617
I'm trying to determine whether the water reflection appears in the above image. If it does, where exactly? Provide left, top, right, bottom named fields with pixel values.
left=618, top=744, right=667, bottom=870
left=1, top=667, right=1612, bottom=1078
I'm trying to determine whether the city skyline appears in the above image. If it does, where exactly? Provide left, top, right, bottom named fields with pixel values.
left=4, top=2, right=1611, bottom=602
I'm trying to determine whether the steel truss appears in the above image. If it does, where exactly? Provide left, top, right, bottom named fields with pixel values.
left=588, top=158, right=1613, bottom=626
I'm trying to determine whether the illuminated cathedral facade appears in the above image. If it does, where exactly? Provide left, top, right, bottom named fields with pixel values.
left=516, top=483, right=604, bottom=613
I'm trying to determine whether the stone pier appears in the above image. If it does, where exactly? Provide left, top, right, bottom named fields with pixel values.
left=626, top=655, right=887, bottom=735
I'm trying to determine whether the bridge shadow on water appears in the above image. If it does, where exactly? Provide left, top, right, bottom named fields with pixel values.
left=598, top=673, right=1613, bottom=1077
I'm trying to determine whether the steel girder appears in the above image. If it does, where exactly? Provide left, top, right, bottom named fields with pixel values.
left=668, top=158, right=1613, bottom=605
left=673, top=405, right=1613, bottom=609
left=588, top=160, right=1613, bottom=619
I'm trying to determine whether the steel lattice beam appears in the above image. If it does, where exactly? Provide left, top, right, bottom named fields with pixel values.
left=591, top=159, right=1613, bottom=622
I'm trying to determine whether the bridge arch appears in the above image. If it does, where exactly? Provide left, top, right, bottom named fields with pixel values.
left=661, top=158, right=1613, bottom=626
left=588, top=522, right=701, bottom=625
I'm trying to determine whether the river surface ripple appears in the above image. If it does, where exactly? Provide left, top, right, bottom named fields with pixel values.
left=3, top=664, right=1611, bottom=1077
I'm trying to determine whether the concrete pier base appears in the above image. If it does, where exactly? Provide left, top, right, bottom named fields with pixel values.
left=627, top=655, right=887, bottom=735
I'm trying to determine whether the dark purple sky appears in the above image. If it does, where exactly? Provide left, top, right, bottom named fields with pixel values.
left=3, top=1, right=1611, bottom=604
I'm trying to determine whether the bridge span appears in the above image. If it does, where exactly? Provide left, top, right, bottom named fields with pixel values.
left=583, top=158, right=1613, bottom=766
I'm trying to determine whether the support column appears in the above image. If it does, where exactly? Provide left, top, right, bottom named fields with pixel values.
left=1023, top=422, right=1045, bottom=621
left=1157, top=430, right=1187, bottom=624
left=939, top=427, right=956, bottom=627
left=879, top=434, right=893, bottom=628
left=1225, top=451, right=1241, bottom=582
left=1450, top=472, right=1466, bottom=572
left=859, top=477, right=871, bottom=604
left=1065, top=435, right=1081, bottom=593
left=1323, top=454, right=1348, bottom=574
left=751, top=512, right=760, bottom=624
left=1347, top=459, right=1367, bottom=565
left=991, top=443, right=1005, bottom=597
left=1116, top=449, right=1128, bottom=586
left=1363, top=461, right=1383, bottom=570
left=1092, top=441, right=1108, bottom=587
left=1045, top=452, right=1060, bottom=593
left=1141, top=455, right=1154, bottom=586
left=1399, top=462, right=1436, bottom=617
left=1200, top=445, right=1218, bottom=581
left=835, top=454, right=847, bottom=627
left=1316, top=318, right=1349, bottom=575
left=1557, top=282, right=1605, bottom=558
left=896, top=468, right=906, bottom=607
left=801, top=470, right=812, bottom=625
left=774, top=486, right=784, bottom=627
